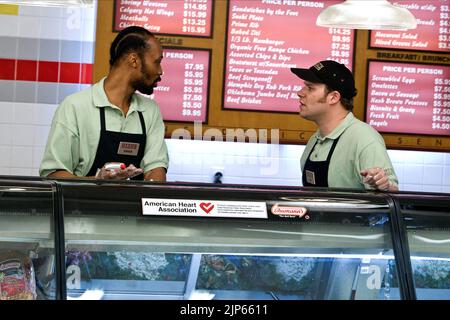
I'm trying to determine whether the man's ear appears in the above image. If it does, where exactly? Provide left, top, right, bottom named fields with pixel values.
left=328, top=90, right=341, bottom=104
left=127, top=52, right=140, bottom=69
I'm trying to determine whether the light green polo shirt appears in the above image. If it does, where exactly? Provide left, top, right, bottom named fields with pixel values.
left=39, top=77, right=169, bottom=177
left=300, top=113, right=398, bottom=190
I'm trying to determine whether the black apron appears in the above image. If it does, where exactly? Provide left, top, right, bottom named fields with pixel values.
left=302, top=135, right=341, bottom=187
left=87, top=107, right=146, bottom=180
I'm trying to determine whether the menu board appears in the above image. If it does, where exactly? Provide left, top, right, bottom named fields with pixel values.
left=152, top=48, right=210, bottom=122
left=113, top=0, right=213, bottom=37
left=370, top=0, right=450, bottom=52
left=223, top=0, right=355, bottom=113
left=366, top=61, right=450, bottom=136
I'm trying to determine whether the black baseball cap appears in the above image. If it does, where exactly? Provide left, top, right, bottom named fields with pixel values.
left=291, top=60, right=357, bottom=100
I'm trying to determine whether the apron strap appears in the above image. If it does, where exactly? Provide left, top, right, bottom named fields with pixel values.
left=326, top=135, right=342, bottom=162
left=99, top=107, right=107, bottom=131
left=137, top=111, right=146, bottom=134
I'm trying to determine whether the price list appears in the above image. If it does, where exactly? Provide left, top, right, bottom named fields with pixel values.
left=440, top=2, right=450, bottom=50
left=329, top=28, right=352, bottom=65
left=366, top=61, right=450, bottom=136
left=433, top=77, right=450, bottom=130
left=114, top=0, right=213, bottom=37
left=223, top=0, right=354, bottom=113
left=152, top=48, right=210, bottom=122
left=370, top=0, right=450, bottom=52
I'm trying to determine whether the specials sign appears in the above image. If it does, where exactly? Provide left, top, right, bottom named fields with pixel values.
left=142, top=198, right=268, bottom=219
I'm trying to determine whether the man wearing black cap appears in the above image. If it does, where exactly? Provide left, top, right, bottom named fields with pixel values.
left=291, top=60, right=398, bottom=191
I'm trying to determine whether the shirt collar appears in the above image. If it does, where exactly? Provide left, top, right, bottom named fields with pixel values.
left=314, top=112, right=355, bottom=141
left=92, top=77, right=146, bottom=112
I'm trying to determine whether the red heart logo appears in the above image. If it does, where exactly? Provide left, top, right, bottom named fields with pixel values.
left=200, top=202, right=214, bottom=214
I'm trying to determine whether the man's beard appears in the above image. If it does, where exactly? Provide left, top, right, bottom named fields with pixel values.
left=317, top=93, right=328, bottom=104
left=135, top=76, right=158, bottom=95
left=136, top=81, right=155, bottom=95
left=135, top=65, right=161, bottom=95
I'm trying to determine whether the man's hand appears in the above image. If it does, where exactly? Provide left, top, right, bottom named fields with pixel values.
left=95, top=163, right=143, bottom=180
left=144, top=167, right=166, bottom=182
left=360, top=167, right=397, bottom=192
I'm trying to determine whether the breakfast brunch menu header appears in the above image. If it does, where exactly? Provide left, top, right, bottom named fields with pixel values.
left=366, top=61, right=450, bottom=136
left=370, top=0, right=450, bottom=52
left=114, top=0, right=213, bottom=37
left=223, top=0, right=355, bottom=113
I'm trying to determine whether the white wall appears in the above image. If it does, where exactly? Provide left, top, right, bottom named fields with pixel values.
left=0, top=4, right=94, bottom=175
left=3, top=119, right=450, bottom=193
left=165, top=139, right=450, bottom=193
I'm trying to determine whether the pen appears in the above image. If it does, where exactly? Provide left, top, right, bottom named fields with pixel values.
left=104, top=163, right=126, bottom=171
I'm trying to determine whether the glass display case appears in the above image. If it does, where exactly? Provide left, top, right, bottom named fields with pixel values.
left=0, top=177, right=60, bottom=300
left=59, top=181, right=400, bottom=300
left=392, top=193, right=450, bottom=300
left=1, top=176, right=449, bottom=300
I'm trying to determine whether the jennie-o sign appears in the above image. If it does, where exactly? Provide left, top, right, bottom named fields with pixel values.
left=142, top=198, right=268, bottom=219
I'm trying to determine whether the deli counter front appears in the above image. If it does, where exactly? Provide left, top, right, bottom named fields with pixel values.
left=0, top=176, right=449, bottom=300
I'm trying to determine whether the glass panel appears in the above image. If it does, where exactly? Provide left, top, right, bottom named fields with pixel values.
left=60, top=182, right=400, bottom=300
left=65, top=250, right=192, bottom=300
left=399, top=196, right=450, bottom=300
left=196, top=254, right=397, bottom=300
left=0, top=180, right=56, bottom=300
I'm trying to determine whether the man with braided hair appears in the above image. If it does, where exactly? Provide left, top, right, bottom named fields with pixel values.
left=40, top=26, right=168, bottom=181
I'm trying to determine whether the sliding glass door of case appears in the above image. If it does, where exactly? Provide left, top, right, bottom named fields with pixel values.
left=396, top=193, right=450, bottom=300
left=0, top=178, right=57, bottom=300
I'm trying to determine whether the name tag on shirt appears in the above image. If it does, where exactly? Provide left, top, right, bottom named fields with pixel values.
left=117, top=142, right=140, bottom=156
left=305, top=170, right=316, bottom=185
